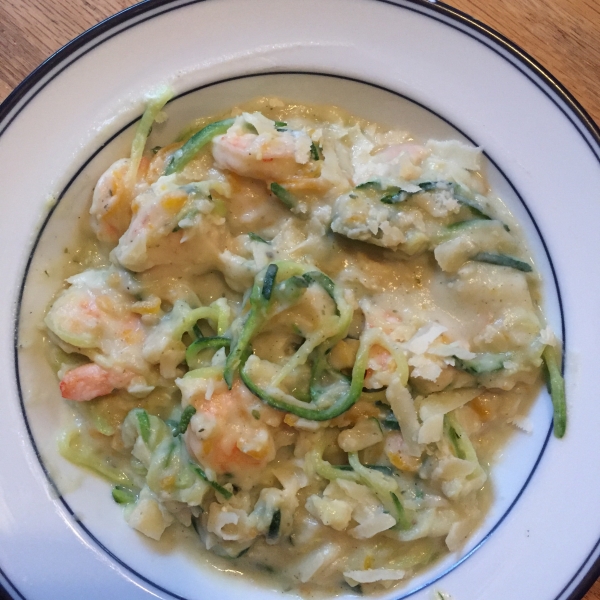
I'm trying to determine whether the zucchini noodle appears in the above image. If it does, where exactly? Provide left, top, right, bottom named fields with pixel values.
left=41, top=96, right=564, bottom=596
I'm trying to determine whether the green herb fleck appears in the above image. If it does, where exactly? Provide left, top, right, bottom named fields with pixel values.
left=310, top=142, right=320, bottom=160
left=112, top=485, right=137, bottom=505
left=179, top=405, right=197, bottom=434
left=137, top=410, right=151, bottom=444
left=192, top=465, right=233, bottom=499
left=267, top=510, right=281, bottom=540
left=248, top=232, right=269, bottom=244
left=270, top=182, right=296, bottom=208
left=472, top=252, right=533, bottom=272
left=262, top=264, right=279, bottom=300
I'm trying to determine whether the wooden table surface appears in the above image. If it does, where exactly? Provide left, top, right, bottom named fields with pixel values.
left=0, top=0, right=598, bottom=598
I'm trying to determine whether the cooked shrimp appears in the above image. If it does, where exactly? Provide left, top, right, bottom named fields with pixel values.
left=60, top=363, right=133, bottom=401
left=212, top=114, right=313, bottom=181
left=114, top=177, right=189, bottom=271
left=90, top=147, right=189, bottom=246
left=186, top=381, right=283, bottom=479
left=112, top=176, right=229, bottom=272
left=90, top=159, right=135, bottom=244
left=45, top=269, right=150, bottom=376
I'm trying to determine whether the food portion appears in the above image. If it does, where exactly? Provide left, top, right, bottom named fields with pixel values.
left=44, top=89, right=566, bottom=595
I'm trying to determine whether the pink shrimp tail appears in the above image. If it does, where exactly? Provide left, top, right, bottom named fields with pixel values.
left=59, top=363, right=132, bottom=401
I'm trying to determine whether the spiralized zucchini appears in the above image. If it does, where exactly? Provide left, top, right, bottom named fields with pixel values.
left=42, top=95, right=565, bottom=596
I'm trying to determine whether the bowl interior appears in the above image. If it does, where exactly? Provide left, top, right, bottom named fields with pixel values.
left=17, top=72, right=559, bottom=600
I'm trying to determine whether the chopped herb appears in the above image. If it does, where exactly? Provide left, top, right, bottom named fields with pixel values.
left=381, top=413, right=400, bottom=430
left=472, top=252, right=533, bottom=272
left=416, top=181, right=441, bottom=192
left=355, top=181, right=381, bottom=190
left=453, top=192, right=493, bottom=220
left=136, top=410, right=151, bottom=444
left=270, top=182, right=296, bottom=208
left=192, top=465, right=233, bottom=499
left=445, top=420, right=466, bottom=459
left=334, top=464, right=395, bottom=475
left=262, top=264, right=279, bottom=300
left=267, top=510, right=281, bottom=540
left=310, top=142, right=320, bottom=160
left=252, top=409, right=261, bottom=420
left=248, top=232, right=269, bottom=244
left=178, top=405, right=197, bottom=434
left=112, top=485, right=137, bottom=504
left=380, top=189, right=409, bottom=204
left=446, top=219, right=485, bottom=232
left=274, top=121, right=287, bottom=128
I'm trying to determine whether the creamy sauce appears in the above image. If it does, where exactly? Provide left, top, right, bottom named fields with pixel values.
left=32, top=96, right=552, bottom=597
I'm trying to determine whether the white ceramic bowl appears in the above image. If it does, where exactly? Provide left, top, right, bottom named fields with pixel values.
left=1, top=1, right=599, bottom=599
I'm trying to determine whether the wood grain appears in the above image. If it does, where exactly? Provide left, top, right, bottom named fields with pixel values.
left=0, top=0, right=598, bottom=598
left=448, top=0, right=600, bottom=128
left=1, top=0, right=597, bottom=126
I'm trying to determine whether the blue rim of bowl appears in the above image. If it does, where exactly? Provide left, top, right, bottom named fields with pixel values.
left=2, top=0, right=598, bottom=598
